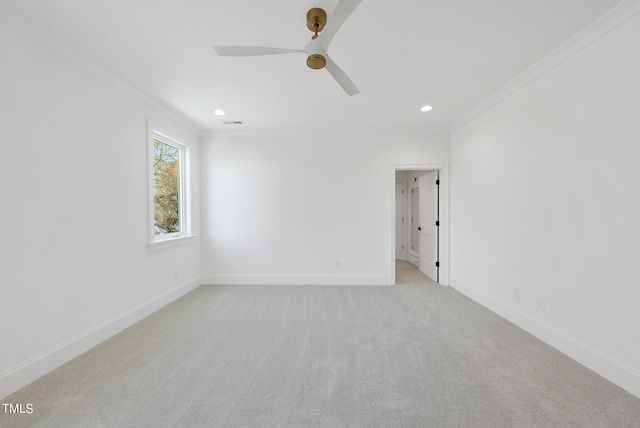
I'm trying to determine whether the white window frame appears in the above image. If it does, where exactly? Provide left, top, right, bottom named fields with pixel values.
left=147, top=122, right=195, bottom=250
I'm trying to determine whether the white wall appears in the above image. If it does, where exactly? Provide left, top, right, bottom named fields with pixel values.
left=201, top=131, right=449, bottom=285
left=449, top=11, right=640, bottom=397
left=0, top=19, right=201, bottom=398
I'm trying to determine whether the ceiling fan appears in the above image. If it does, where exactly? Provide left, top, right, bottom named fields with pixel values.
left=213, top=0, right=362, bottom=96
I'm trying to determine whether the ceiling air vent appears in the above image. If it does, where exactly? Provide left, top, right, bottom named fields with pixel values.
left=222, top=121, right=244, bottom=125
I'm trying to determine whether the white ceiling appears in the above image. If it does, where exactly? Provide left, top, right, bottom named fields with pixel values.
left=4, top=0, right=623, bottom=132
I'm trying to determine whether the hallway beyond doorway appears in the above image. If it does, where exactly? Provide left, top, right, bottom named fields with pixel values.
left=396, top=260, right=437, bottom=285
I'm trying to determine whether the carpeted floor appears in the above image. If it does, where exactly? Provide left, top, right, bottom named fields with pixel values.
left=2, top=267, right=639, bottom=427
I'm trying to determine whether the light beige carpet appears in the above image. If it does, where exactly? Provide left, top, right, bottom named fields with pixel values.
left=2, top=279, right=639, bottom=427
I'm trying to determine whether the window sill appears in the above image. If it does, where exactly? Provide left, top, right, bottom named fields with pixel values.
left=147, top=234, right=197, bottom=251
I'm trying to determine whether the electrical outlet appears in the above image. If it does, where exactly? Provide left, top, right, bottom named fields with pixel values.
left=174, top=271, right=180, bottom=280
left=513, top=288, right=521, bottom=301
left=336, top=261, right=342, bottom=269
left=537, top=298, right=545, bottom=312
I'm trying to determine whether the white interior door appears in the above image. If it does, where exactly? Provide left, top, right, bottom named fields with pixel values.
left=419, top=171, right=438, bottom=282
left=395, top=182, right=405, bottom=259
left=410, top=188, right=419, bottom=259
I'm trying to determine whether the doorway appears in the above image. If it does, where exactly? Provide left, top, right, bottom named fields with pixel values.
left=390, top=165, right=449, bottom=286
left=398, top=170, right=438, bottom=282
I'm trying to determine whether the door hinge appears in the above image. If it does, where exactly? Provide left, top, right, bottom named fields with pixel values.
left=402, top=217, right=404, bottom=222
left=402, top=245, right=404, bottom=249
left=436, top=221, right=440, bottom=226
left=436, top=179, right=440, bottom=185
left=436, top=262, right=440, bottom=267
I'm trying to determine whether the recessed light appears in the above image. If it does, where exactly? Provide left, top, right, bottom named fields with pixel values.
left=421, top=105, right=433, bottom=112
left=214, top=109, right=226, bottom=116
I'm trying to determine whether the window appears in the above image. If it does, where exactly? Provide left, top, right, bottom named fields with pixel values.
left=148, top=124, right=192, bottom=247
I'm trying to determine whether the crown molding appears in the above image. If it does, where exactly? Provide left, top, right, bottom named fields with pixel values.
left=448, top=0, right=640, bottom=133
left=200, top=126, right=450, bottom=140
left=0, top=0, right=202, bottom=135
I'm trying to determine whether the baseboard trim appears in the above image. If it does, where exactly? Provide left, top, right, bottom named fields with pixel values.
left=450, top=278, right=640, bottom=400
left=201, top=274, right=391, bottom=286
left=0, top=277, right=202, bottom=400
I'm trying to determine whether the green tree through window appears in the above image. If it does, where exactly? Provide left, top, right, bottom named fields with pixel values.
left=153, top=138, right=181, bottom=234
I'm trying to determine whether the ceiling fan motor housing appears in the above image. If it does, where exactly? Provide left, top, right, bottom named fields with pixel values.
left=305, top=39, right=326, bottom=69
left=307, top=54, right=326, bottom=69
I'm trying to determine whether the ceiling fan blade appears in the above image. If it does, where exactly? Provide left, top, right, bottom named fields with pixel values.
left=319, top=0, right=363, bottom=48
left=325, top=57, right=360, bottom=96
left=214, top=46, right=304, bottom=56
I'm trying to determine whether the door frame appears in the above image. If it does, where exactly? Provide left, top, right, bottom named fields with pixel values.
left=389, top=164, right=449, bottom=286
